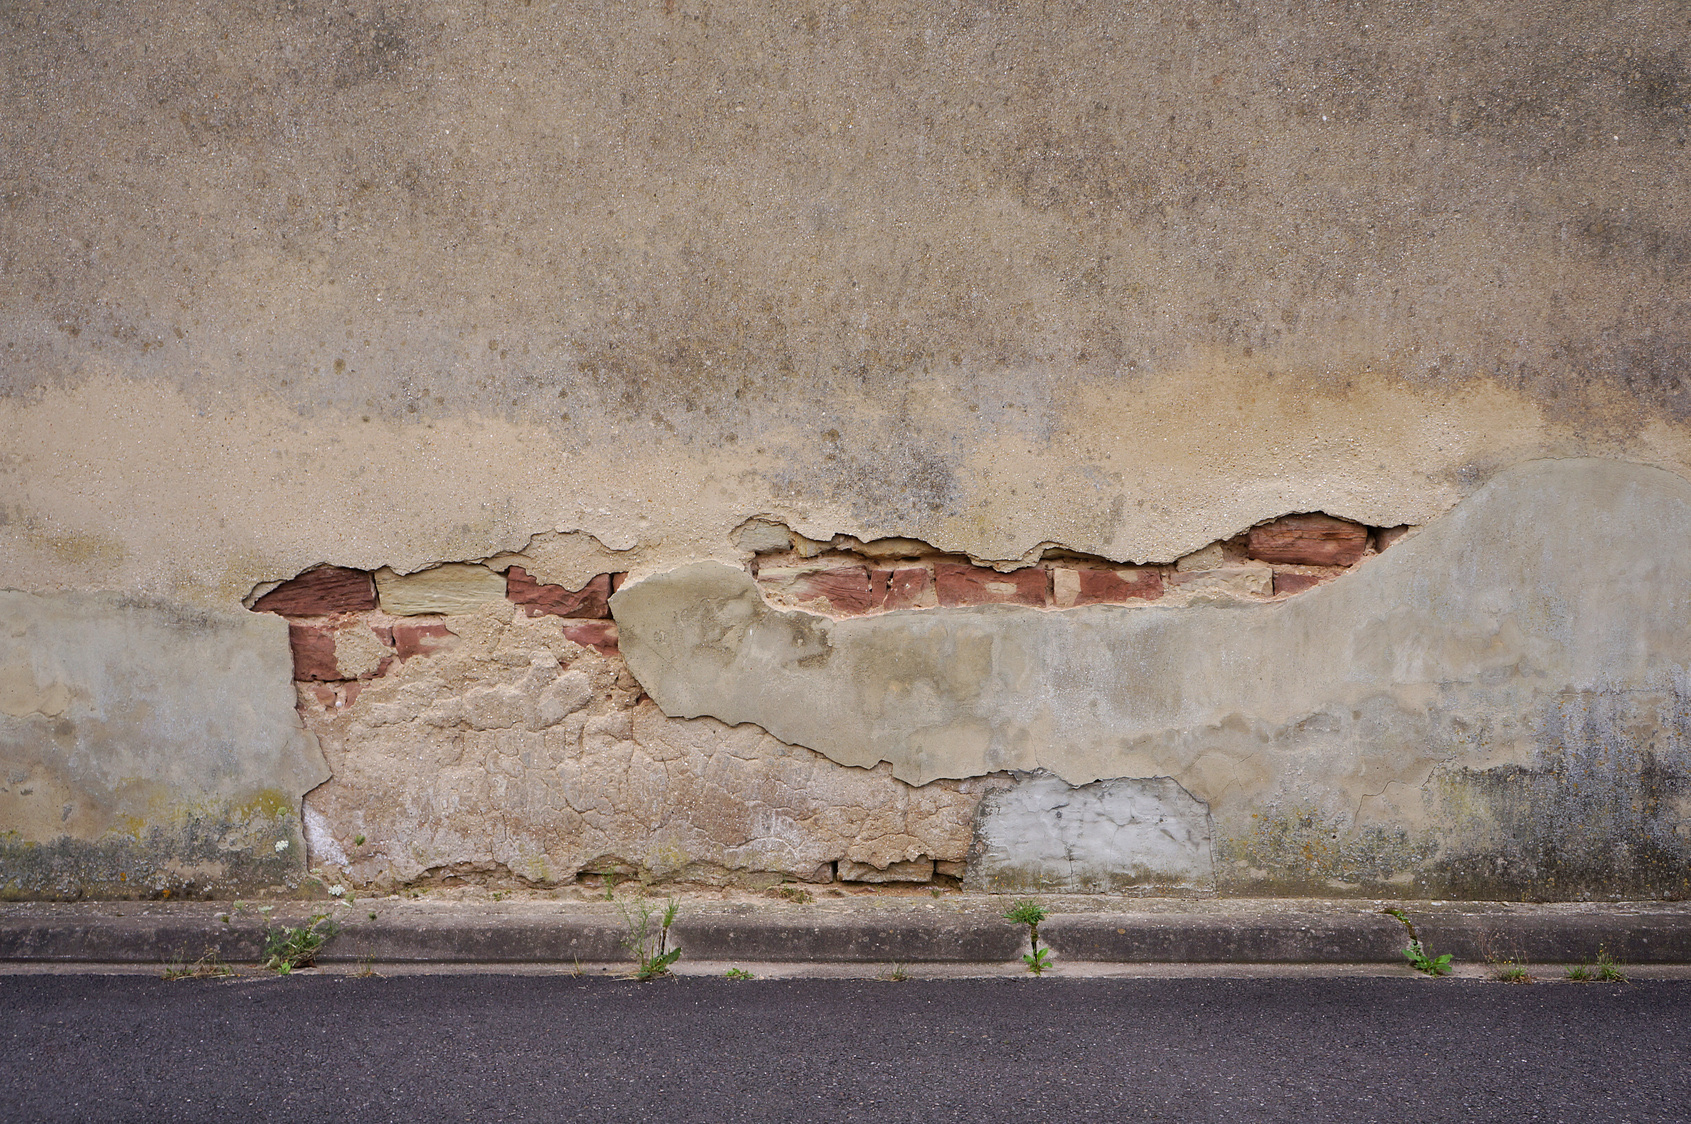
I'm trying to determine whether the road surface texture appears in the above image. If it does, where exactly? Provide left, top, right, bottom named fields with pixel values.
left=2, top=974, right=1686, bottom=1122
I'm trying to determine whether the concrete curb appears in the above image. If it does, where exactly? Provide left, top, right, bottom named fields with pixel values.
left=2, top=898, right=1688, bottom=967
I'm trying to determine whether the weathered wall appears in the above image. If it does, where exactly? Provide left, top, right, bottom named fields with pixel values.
left=2, top=1, right=1689, bottom=898
left=0, top=594, right=326, bottom=899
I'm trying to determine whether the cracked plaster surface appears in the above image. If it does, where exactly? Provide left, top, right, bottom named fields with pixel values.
left=613, top=459, right=1691, bottom=889
left=300, top=602, right=991, bottom=887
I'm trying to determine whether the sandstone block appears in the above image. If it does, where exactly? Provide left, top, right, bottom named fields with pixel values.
left=375, top=563, right=506, bottom=616
left=935, top=562, right=1047, bottom=607
left=288, top=623, right=340, bottom=681
left=876, top=566, right=935, bottom=611
left=758, top=565, right=875, bottom=615
left=562, top=620, right=619, bottom=656
left=934, top=860, right=967, bottom=879
left=732, top=519, right=794, bottom=554
left=506, top=566, right=612, bottom=619
left=1169, top=563, right=1273, bottom=601
left=857, top=537, right=931, bottom=560
left=1174, top=542, right=1226, bottom=572
left=837, top=857, right=935, bottom=882
left=252, top=566, right=376, bottom=616
left=1247, top=513, right=1369, bottom=567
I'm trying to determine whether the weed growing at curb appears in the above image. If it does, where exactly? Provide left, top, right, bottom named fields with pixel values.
left=1567, top=947, right=1628, bottom=982
left=1382, top=908, right=1452, bottom=977
left=162, top=947, right=233, bottom=981
left=1566, top=947, right=1628, bottom=982
left=1478, top=932, right=1532, bottom=983
left=262, top=913, right=341, bottom=974
left=772, top=885, right=814, bottom=904
left=881, top=963, right=910, bottom=982
left=724, top=968, right=755, bottom=980
left=617, top=894, right=681, bottom=980
left=1004, top=899, right=1054, bottom=975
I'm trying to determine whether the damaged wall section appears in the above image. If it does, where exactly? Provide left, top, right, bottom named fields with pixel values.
left=0, top=593, right=327, bottom=899
left=615, top=459, right=1691, bottom=900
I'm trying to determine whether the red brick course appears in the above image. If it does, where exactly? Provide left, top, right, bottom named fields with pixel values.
left=506, top=567, right=612, bottom=619
left=287, top=623, right=341, bottom=681
left=393, top=623, right=457, bottom=660
left=562, top=620, right=619, bottom=656
left=254, top=566, right=376, bottom=616
left=1247, top=513, right=1369, bottom=567
left=935, top=562, right=1049, bottom=607
left=1074, top=567, right=1164, bottom=604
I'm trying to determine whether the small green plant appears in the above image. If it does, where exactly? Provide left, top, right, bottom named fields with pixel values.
left=617, top=894, right=681, bottom=980
left=1493, top=963, right=1533, bottom=984
left=1383, top=908, right=1452, bottom=977
left=262, top=913, right=341, bottom=974
left=724, top=967, right=756, bottom=980
left=1004, top=899, right=1054, bottom=975
left=773, top=885, right=814, bottom=904
left=882, top=962, right=910, bottom=982
left=1595, top=947, right=1628, bottom=982
left=1566, top=946, right=1627, bottom=982
left=368, top=911, right=378, bottom=921
left=352, top=955, right=378, bottom=978
left=162, top=947, right=233, bottom=981
left=353, top=834, right=366, bottom=846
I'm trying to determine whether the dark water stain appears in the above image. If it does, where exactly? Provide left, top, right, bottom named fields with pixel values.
left=1430, top=689, right=1691, bottom=901
left=0, top=804, right=308, bottom=901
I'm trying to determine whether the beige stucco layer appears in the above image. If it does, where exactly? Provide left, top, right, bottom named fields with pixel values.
left=4, top=2, right=1691, bottom=601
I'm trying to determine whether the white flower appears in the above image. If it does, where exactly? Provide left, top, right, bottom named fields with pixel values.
left=275, top=840, right=289, bottom=851
left=328, top=885, right=345, bottom=897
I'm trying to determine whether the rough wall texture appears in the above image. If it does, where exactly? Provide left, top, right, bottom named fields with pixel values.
left=617, top=460, right=1691, bottom=899
left=297, top=600, right=992, bottom=889
left=0, top=594, right=326, bottom=899
left=3, top=1, right=1690, bottom=899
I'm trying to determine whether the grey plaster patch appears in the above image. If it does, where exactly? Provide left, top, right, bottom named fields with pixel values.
left=0, top=593, right=328, bottom=898
left=613, top=459, right=1691, bottom=897
left=965, top=774, right=1214, bottom=894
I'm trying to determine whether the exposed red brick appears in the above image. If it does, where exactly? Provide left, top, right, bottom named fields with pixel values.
left=393, top=623, right=457, bottom=660
left=506, top=567, right=612, bottom=619
left=342, top=681, right=364, bottom=708
left=308, top=683, right=338, bottom=708
left=875, top=566, right=933, bottom=611
left=253, top=566, right=376, bottom=617
left=793, top=566, right=875, bottom=615
left=610, top=572, right=629, bottom=592
left=1272, top=571, right=1326, bottom=597
left=562, top=620, right=619, bottom=657
left=1074, top=568, right=1164, bottom=605
left=287, top=623, right=340, bottom=681
left=1247, top=513, right=1369, bottom=567
left=935, top=562, right=1049, bottom=607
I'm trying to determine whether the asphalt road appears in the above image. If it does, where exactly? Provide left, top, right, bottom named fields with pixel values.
left=2, top=974, right=1686, bottom=1123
